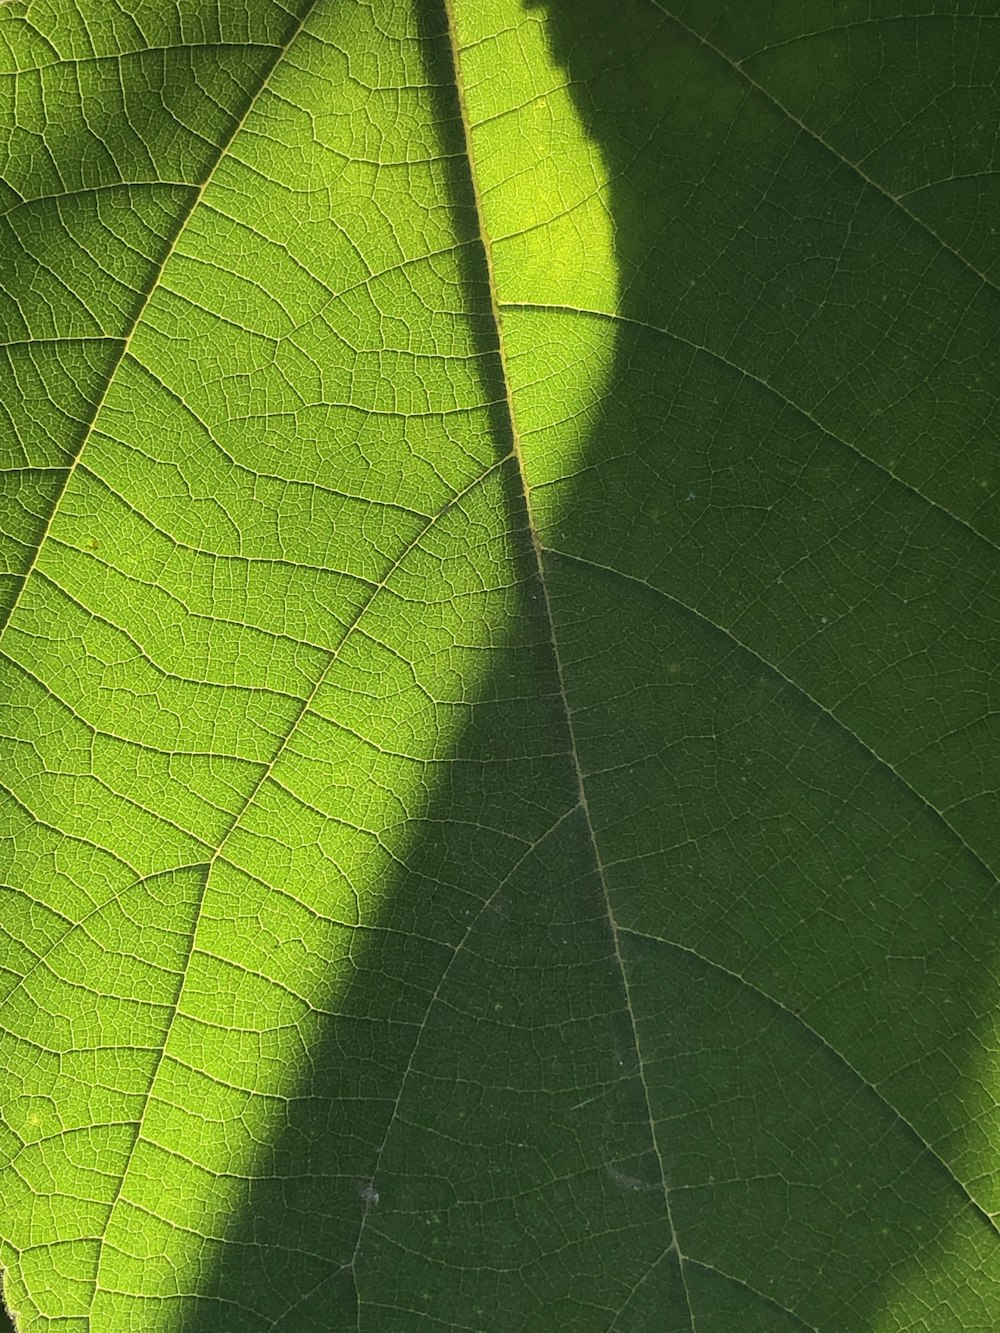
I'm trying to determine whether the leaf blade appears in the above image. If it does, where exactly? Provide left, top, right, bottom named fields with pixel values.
left=4, top=1, right=1000, bottom=1330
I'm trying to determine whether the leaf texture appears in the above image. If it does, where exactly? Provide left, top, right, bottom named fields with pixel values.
left=2, top=1, right=1000, bottom=1329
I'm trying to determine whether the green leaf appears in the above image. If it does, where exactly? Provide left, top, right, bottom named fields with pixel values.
left=3, top=1, right=1000, bottom=1328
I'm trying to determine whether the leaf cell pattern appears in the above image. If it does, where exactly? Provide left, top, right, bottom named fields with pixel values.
left=2, top=1, right=1000, bottom=1329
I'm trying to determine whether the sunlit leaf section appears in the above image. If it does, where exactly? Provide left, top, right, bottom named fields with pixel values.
left=0, top=1, right=521, bottom=1326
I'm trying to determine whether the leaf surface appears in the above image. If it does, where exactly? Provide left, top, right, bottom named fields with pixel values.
left=2, top=1, right=1000, bottom=1329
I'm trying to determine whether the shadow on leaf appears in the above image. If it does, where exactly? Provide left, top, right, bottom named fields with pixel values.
left=183, top=1, right=1000, bottom=1328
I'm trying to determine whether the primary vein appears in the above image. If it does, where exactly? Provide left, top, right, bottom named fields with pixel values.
left=440, top=1, right=695, bottom=1325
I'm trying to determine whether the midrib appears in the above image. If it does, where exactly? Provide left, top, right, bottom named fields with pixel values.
left=439, top=0, right=696, bottom=1325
